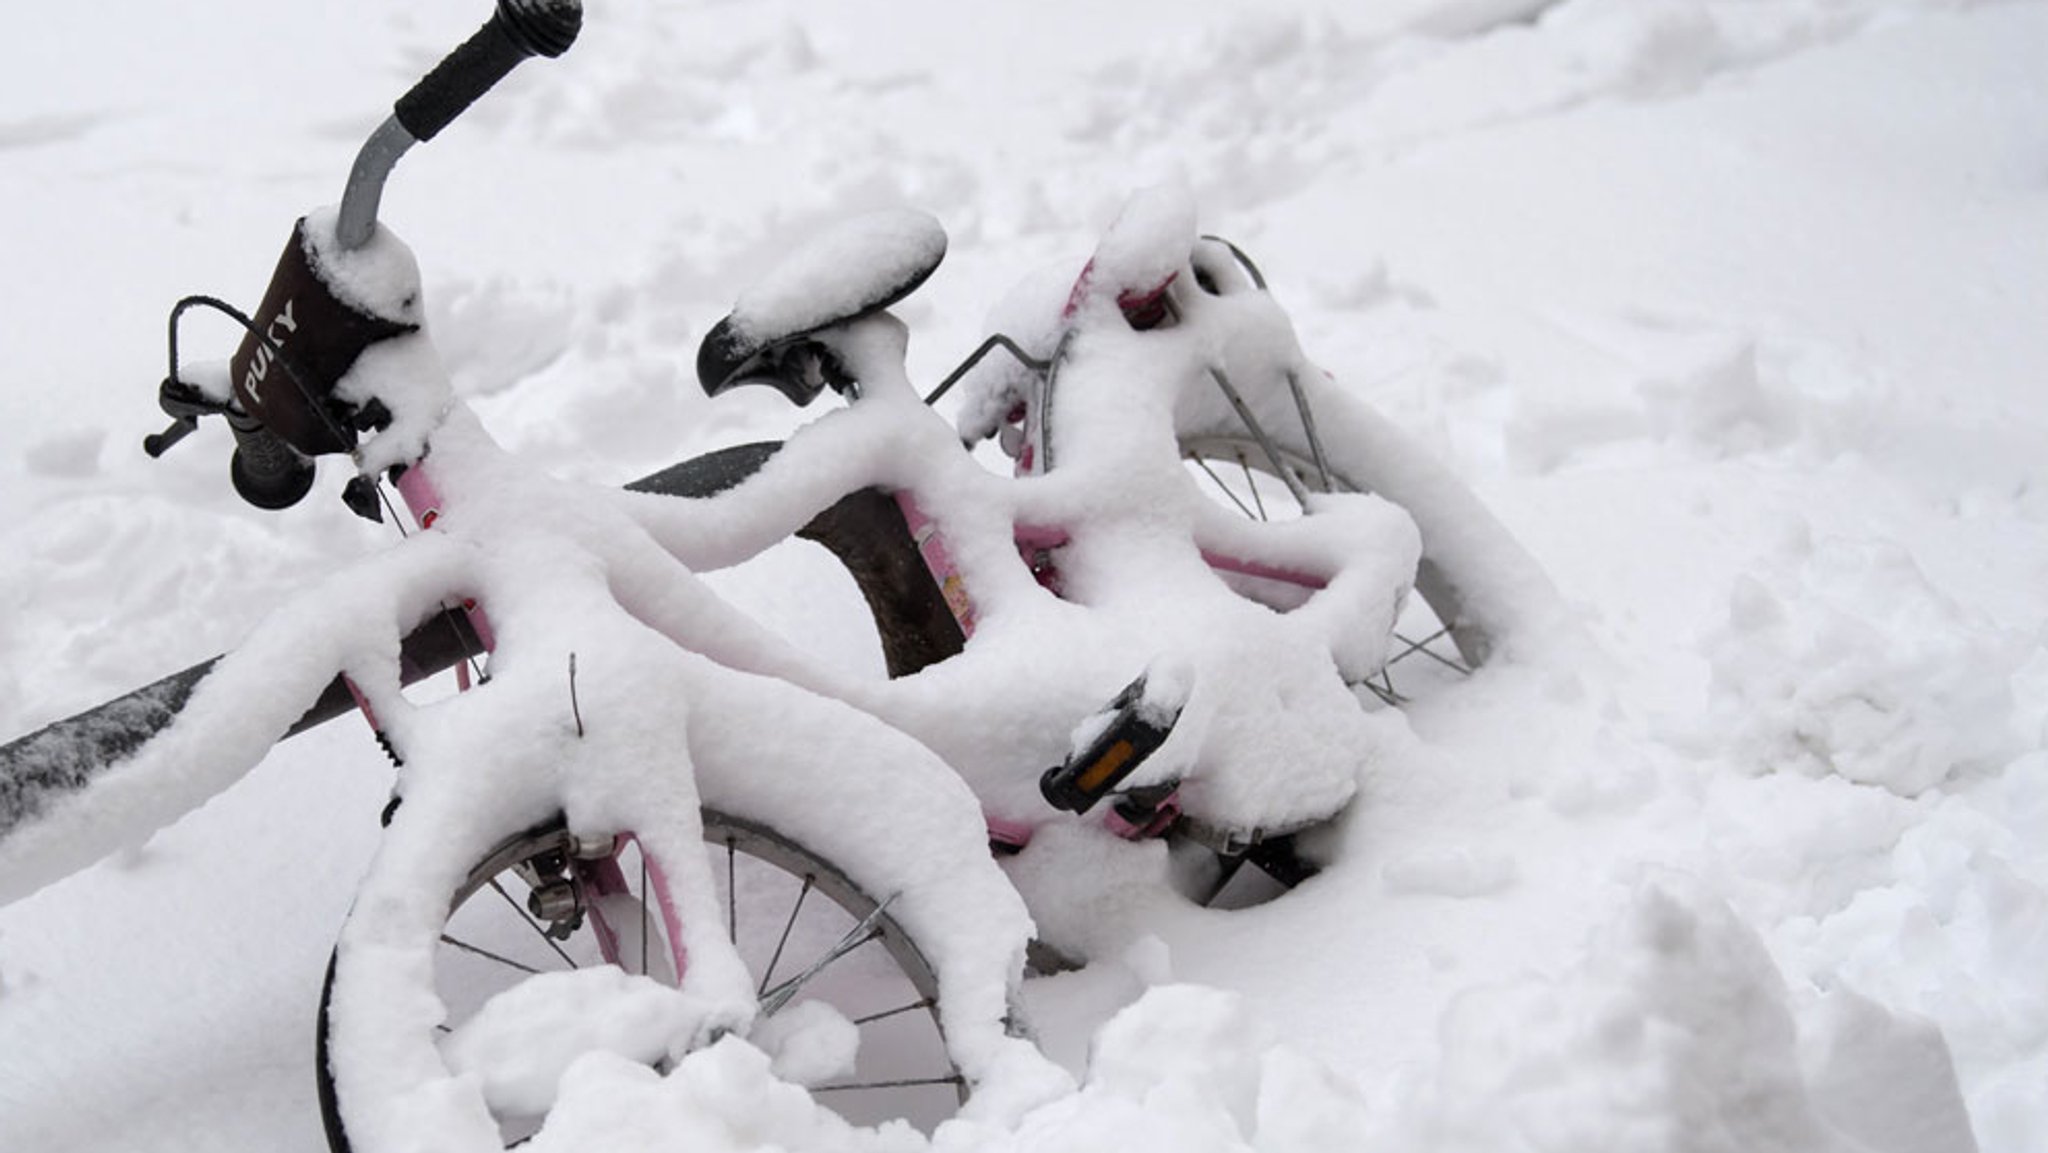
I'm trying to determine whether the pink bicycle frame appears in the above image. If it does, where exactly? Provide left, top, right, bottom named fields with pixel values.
left=366, top=457, right=690, bottom=979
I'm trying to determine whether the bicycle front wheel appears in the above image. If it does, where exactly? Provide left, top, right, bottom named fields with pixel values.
left=1174, top=363, right=1557, bottom=698
left=1179, top=434, right=1476, bottom=706
left=316, top=808, right=961, bottom=1151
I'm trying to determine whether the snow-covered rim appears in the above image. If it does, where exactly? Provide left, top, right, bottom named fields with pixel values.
left=1176, top=366, right=1565, bottom=672
left=1178, top=434, right=1483, bottom=676
left=321, top=807, right=968, bottom=1149
left=700, top=809, right=951, bottom=1082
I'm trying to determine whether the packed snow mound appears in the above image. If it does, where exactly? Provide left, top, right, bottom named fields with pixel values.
left=963, top=985, right=1381, bottom=1153
left=441, top=967, right=702, bottom=1117
left=1704, top=528, right=2035, bottom=796
left=1382, top=883, right=1978, bottom=1153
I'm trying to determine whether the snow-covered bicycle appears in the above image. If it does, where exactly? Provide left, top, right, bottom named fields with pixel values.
left=0, top=5, right=1065, bottom=1148
left=0, top=1, right=1556, bottom=1148
left=653, top=183, right=1556, bottom=912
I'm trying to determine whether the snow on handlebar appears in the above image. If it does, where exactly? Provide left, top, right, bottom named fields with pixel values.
left=145, top=0, right=584, bottom=514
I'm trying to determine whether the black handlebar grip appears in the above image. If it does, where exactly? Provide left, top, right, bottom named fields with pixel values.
left=392, top=0, right=583, bottom=143
left=227, top=414, right=318, bottom=510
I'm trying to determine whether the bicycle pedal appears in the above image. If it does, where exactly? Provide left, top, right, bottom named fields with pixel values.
left=1040, top=672, right=1186, bottom=815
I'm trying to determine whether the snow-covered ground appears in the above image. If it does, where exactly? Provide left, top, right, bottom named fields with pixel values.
left=2, top=1, right=2044, bottom=1150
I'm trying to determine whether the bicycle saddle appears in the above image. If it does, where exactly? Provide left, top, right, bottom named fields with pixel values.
left=697, top=208, right=947, bottom=405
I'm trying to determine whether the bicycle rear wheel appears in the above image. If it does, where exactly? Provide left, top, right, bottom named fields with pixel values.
left=316, top=808, right=959, bottom=1151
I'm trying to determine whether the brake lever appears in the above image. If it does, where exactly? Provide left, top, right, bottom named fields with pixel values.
left=143, top=376, right=232, bottom=458
left=142, top=419, right=196, bottom=458
left=144, top=1, right=586, bottom=504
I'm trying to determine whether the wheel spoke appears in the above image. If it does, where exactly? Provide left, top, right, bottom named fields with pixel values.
left=759, top=894, right=898, bottom=1016
left=440, top=933, right=544, bottom=976
left=760, top=926, right=884, bottom=1015
left=813, top=1074, right=965, bottom=1093
left=853, top=997, right=935, bottom=1026
left=1358, top=677, right=1403, bottom=707
left=1387, top=627, right=1470, bottom=675
left=1282, top=369, right=1335, bottom=492
left=1236, top=451, right=1269, bottom=521
left=1204, top=367, right=1311, bottom=505
left=639, top=847, right=651, bottom=976
left=759, top=875, right=816, bottom=996
left=489, top=878, right=579, bottom=969
left=1189, top=454, right=1257, bottom=519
